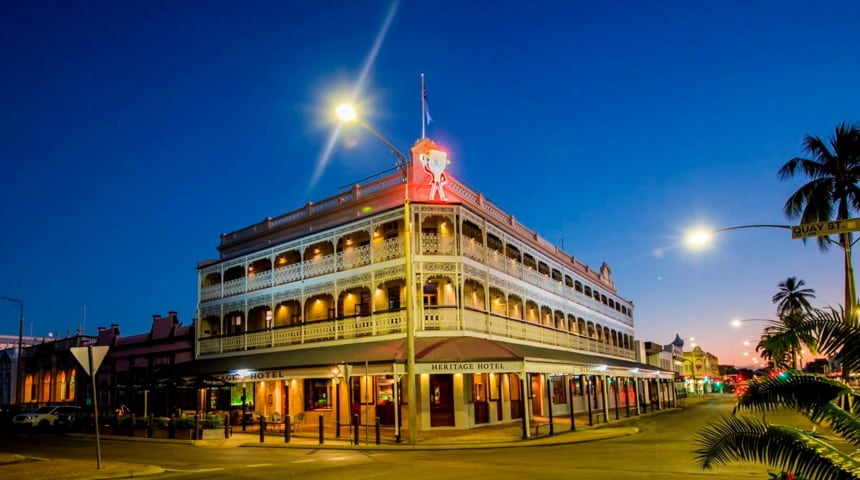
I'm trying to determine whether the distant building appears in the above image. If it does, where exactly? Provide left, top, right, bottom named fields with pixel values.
left=95, top=312, right=194, bottom=417
left=683, top=346, right=720, bottom=394
left=0, top=334, right=79, bottom=405
left=17, top=333, right=98, bottom=408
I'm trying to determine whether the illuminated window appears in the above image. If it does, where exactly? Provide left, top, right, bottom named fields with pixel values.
left=56, top=371, right=67, bottom=400
left=42, top=372, right=52, bottom=402
left=68, top=370, right=76, bottom=401
left=24, top=374, right=34, bottom=402
left=305, top=379, right=331, bottom=410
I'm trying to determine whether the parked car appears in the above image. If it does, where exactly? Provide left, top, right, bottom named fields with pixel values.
left=13, top=406, right=82, bottom=431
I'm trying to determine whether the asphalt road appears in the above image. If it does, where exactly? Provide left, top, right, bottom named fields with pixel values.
left=0, top=396, right=817, bottom=479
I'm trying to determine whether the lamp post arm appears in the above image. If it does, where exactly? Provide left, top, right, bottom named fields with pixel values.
left=712, top=224, right=791, bottom=234
left=356, top=118, right=409, bottom=171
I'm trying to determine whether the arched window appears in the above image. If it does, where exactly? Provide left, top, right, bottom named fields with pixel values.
left=68, top=370, right=77, bottom=401
left=24, top=374, right=35, bottom=403
left=42, top=372, right=52, bottom=402
left=56, top=371, right=67, bottom=401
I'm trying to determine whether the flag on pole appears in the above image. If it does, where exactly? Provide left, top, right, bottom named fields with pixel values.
left=423, top=85, right=432, bottom=126
left=421, top=74, right=431, bottom=138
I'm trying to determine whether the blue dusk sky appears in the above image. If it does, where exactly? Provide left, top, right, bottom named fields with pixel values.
left=2, top=1, right=859, bottom=367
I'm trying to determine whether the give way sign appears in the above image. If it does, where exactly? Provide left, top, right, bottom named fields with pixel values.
left=70, top=346, right=110, bottom=376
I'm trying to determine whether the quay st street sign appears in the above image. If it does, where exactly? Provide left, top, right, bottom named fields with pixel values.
left=791, top=218, right=860, bottom=239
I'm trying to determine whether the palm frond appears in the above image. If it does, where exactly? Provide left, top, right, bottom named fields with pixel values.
left=694, top=415, right=860, bottom=479
left=734, top=372, right=849, bottom=414
left=799, top=307, right=860, bottom=373
left=809, top=401, right=860, bottom=447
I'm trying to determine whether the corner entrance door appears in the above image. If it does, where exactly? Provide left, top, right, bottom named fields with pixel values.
left=429, top=374, right=454, bottom=427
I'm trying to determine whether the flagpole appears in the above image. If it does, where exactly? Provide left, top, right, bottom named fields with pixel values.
left=420, top=73, right=426, bottom=139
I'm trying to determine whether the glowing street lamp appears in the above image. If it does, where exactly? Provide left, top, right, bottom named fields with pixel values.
left=336, top=103, right=416, bottom=444
left=684, top=224, right=792, bottom=250
left=335, top=104, right=408, bottom=170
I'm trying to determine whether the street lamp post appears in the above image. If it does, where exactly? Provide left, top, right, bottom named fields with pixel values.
left=687, top=223, right=856, bottom=321
left=336, top=104, right=417, bottom=444
left=0, top=297, right=24, bottom=405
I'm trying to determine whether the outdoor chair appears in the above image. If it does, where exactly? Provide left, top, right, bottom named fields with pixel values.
left=267, top=412, right=283, bottom=432
left=290, top=412, right=304, bottom=432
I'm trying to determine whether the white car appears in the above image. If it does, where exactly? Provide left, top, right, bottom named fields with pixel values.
left=13, top=405, right=82, bottom=430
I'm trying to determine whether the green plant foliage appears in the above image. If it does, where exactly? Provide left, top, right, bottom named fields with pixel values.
left=174, top=417, right=195, bottom=429
left=696, top=373, right=860, bottom=480
left=202, top=414, right=224, bottom=429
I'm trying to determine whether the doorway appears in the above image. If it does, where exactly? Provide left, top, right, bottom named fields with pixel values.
left=429, top=374, right=454, bottom=427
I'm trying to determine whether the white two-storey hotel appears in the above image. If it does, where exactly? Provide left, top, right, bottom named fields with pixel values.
left=189, top=137, right=674, bottom=441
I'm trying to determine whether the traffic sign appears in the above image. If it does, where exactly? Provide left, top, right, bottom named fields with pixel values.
left=791, top=218, right=860, bottom=239
left=71, top=345, right=109, bottom=376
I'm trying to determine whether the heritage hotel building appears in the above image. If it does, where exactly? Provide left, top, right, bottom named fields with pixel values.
left=189, top=137, right=673, bottom=440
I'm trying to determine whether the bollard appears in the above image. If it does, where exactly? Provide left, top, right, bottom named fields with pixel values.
left=284, top=415, right=291, bottom=443
left=352, top=414, right=359, bottom=445
left=129, top=414, right=136, bottom=437
left=336, top=418, right=341, bottom=439
left=224, top=414, right=230, bottom=439
left=318, top=415, right=324, bottom=444
left=147, top=414, right=154, bottom=438
left=168, top=414, right=176, bottom=439
left=193, top=415, right=199, bottom=440
left=375, top=417, right=380, bottom=445
left=259, top=415, right=266, bottom=443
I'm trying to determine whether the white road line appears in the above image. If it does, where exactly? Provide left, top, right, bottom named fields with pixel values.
left=247, top=464, right=272, bottom=467
left=292, top=459, right=316, bottom=463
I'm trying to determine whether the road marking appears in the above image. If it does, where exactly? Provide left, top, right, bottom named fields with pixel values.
left=164, top=468, right=225, bottom=473
left=292, top=459, right=316, bottom=463
left=247, top=464, right=272, bottom=467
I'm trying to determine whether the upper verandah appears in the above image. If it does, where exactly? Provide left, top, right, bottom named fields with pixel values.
left=211, top=138, right=617, bottom=293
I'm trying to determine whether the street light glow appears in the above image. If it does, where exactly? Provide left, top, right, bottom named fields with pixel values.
left=731, top=319, right=743, bottom=327
left=685, top=229, right=713, bottom=249
left=335, top=104, right=357, bottom=122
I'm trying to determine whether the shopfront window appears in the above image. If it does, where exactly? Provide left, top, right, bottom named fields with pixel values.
left=552, top=375, right=566, bottom=404
left=305, top=378, right=331, bottom=410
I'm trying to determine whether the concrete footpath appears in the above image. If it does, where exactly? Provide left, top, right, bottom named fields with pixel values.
left=0, top=399, right=709, bottom=479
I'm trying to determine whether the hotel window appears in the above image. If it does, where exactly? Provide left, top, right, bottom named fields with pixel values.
left=387, top=286, right=400, bottom=310
left=423, top=283, right=438, bottom=306
left=305, top=379, right=331, bottom=410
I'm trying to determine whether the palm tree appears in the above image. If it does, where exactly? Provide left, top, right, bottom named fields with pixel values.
left=756, top=312, right=814, bottom=370
left=695, top=372, right=860, bottom=480
left=773, top=277, right=816, bottom=317
left=778, top=122, right=860, bottom=320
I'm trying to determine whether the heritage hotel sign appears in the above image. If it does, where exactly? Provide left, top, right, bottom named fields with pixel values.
left=418, top=361, right=522, bottom=374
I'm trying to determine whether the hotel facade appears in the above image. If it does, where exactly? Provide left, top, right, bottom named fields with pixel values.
left=189, top=138, right=674, bottom=440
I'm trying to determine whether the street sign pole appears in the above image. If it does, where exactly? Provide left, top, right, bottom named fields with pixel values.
left=89, top=346, right=102, bottom=469
left=71, top=345, right=108, bottom=470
